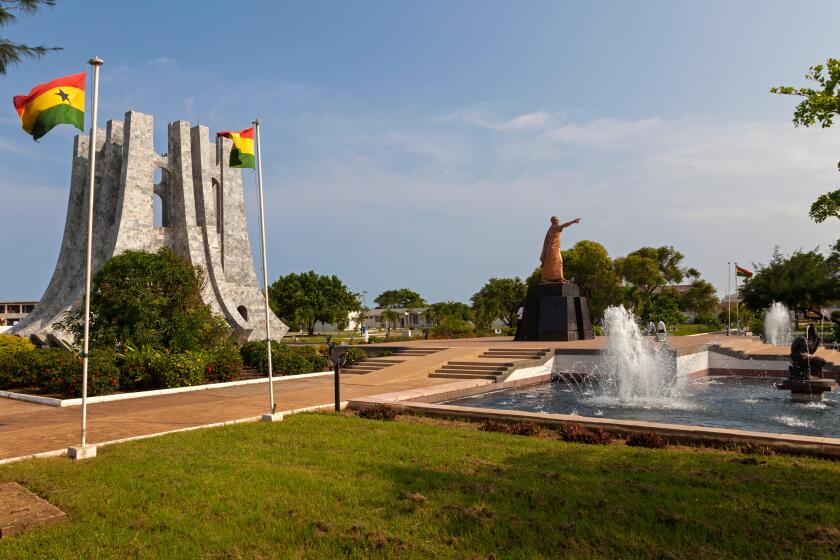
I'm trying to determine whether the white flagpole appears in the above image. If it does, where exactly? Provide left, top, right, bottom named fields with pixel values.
left=735, top=264, right=740, bottom=334
left=74, top=56, right=103, bottom=458
left=727, top=261, right=731, bottom=335
left=253, top=119, right=276, bottom=418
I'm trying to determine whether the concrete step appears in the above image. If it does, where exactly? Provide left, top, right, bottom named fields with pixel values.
left=438, top=365, right=508, bottom=372
left=367, top=359, right=404, bottom=364
left=482, top=350, right=550, bottom=356
left=479, top=354, right=545, bottom=360
left=448, top=361, right=515, bottom=367
left=429, top=372, right=499, bottom=380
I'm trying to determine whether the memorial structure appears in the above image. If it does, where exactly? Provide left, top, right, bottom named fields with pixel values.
left=11, top=111, right=287, bottom=345
left=515, top=216, right=594, bottom=341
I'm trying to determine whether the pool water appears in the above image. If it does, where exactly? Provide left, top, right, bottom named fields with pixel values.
left=443, top=377, right=840, bottom=438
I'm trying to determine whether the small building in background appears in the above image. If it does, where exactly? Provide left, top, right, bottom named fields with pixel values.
left=0, top=300, right=38, bottom=330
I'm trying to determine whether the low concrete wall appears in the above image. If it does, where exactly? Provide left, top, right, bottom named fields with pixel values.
left=348, top=398, right=840, bottom=459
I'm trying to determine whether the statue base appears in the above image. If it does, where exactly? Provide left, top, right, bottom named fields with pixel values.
left=514, top=283, right=594, bottom=341
left=776, top=378, right=837, bottom=402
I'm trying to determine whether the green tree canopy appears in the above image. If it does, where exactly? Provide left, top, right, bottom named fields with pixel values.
left=373, top=288, right=426, bottom=309
left=380, top=308, right=400, bottom=335
left=772, top=59, right=840, bottom=223
left=741, top=247, right=840, bottom=324
left=562, top=240, right=621, bottom=321
left=678, top=279, right=719, bottom=317
left=0, top=1, right=61, bottom=75
left=425, top=301, right=474, bottom=326
left=470, top=277, right=526, bottom=328
left=269, top=271, right=360, bottom=335
left=56, top=248, right=232, bottom=352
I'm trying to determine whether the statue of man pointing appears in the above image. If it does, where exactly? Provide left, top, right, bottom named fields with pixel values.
left=539, top=216, right=580, bottom=284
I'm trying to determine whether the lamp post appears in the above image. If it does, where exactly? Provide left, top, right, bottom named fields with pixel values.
left=327, top=337, right=347, bottom=412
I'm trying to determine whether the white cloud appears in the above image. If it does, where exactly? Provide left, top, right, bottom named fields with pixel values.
left=439, top=106, right=553, bottom=131
left=145, top=57, right=178, bottom=70
left=265, top=112, right=840, bottom=300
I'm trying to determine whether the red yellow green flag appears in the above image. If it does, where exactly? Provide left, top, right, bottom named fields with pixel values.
left=735, top=264, right=753, bottom=278
left=13, top=72, right=85, bottom=141
left=216, top=127, right=255, bottom=168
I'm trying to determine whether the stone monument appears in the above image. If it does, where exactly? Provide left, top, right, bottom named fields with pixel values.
left=515, top=216, right=594, bottom=341
left=11, top=111, right=288, bottom=345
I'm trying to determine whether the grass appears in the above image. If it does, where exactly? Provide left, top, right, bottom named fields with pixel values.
left=670, top=323, right=721, bottom=335
left=0, top=413, right=839, bottom=559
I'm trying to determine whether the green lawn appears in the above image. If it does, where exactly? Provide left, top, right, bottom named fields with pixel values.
left=1, top=413, right=839, bottom=559
left=670, top=323, right=721, bottom=335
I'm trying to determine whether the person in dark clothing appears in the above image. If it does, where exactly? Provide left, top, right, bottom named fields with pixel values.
left=789, top=324, right=826, bottom=380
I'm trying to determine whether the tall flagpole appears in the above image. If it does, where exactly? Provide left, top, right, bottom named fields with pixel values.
left=727, top=261, right=731, bottom=335
left=735, top=263, right=740, bottom=334
left=72, top=56, right=103, bottom=459
left=253, top=119, right=277, bottom=418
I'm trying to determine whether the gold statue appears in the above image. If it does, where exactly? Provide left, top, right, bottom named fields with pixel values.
left=540, top=216, right=580, bottom=283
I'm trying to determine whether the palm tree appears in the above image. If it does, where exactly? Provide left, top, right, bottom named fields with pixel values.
left=1, top=1, right=61, bottom=75
left=381, top=309, right=399, bottom=338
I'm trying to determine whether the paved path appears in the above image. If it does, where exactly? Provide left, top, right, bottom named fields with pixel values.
left=0, top=335, right=729, bottom=461
left=0, top=372, right=453, bottom=461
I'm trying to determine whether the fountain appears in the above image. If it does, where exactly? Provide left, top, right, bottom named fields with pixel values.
left=764, top=302, right=791, bottom=346
left=556, top=305, right=683, bottom=408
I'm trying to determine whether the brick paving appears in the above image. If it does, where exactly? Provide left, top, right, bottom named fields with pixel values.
left=0, top=335, right=731, bottom=462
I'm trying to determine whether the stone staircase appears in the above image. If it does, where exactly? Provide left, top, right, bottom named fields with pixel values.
left=429, top=360, right=515, bottom=381
left=430, top=348, right=554, bottom=382
left=393, top=347, right=446, bottom=357
left=479, top=348, right=553, bottom=360
left=341, top=358, right=405, bottom=375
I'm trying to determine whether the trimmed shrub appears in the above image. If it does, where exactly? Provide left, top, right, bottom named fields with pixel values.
left=480, top=420, right=541, bottom=436
left=119, top=348, right=208, bottom=390
left=0, top=334, right=34, bottom=353
left=557, top=424, right=611, bottom=444
left=377, top=350, right=394, bottom=357
left=343, top=347, right=367, bottom=366
left=241, top=341, right=329, bottom=376
left=429, top=317, right=475, bottom=339
left=204, top=344, right=243, bottom=383
left=35, top=349, right=120, bottom=397
left=0, top=349, right=36, bottom=388
left=625, top=431, right=668, bottom=449
left=151, top=351, right=207, bottom=388
left=357, top=404, right=397, bottom=420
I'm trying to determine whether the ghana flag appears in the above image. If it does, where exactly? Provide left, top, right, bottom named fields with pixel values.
left=216, top=127, right=255, bottom=168
left=13, top=72, right=85, bottom=141
left=735, top=264, right=753, bottom=278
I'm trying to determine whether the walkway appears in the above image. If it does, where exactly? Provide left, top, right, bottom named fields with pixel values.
left=0, top=335, right=727, bottom=462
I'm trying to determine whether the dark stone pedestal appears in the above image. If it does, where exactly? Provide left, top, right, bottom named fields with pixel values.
left=776, top=378, right=838, bottom=402
left=514, top=283, right=594, bottom=341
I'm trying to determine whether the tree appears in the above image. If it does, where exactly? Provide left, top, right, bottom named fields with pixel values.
left=0, top=1, right=61, bottom=75
left=470, top=277, right=526, bottom=329
left=56, top=248, right=232, bottom=352
left=425, top=301, right=474, bottom=326
left=562, top=240, right=621, bottom=321
left=809, top=190, right=840, bottom=223
left=637, top=292, right=686, bottom=326
left=678, top=279, right=719, bottom=317
left=373, top=288, right=426, bottom=309
left=268, top=271, right=360, bottom=336
left=741, top=247, right=840, bottom=326
left=380, top=308, right=399, bottom=336
left=772, top=59, right=840, bottom=223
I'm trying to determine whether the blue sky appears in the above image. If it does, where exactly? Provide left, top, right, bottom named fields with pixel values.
left=2, top=0, right=839, bottom=305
